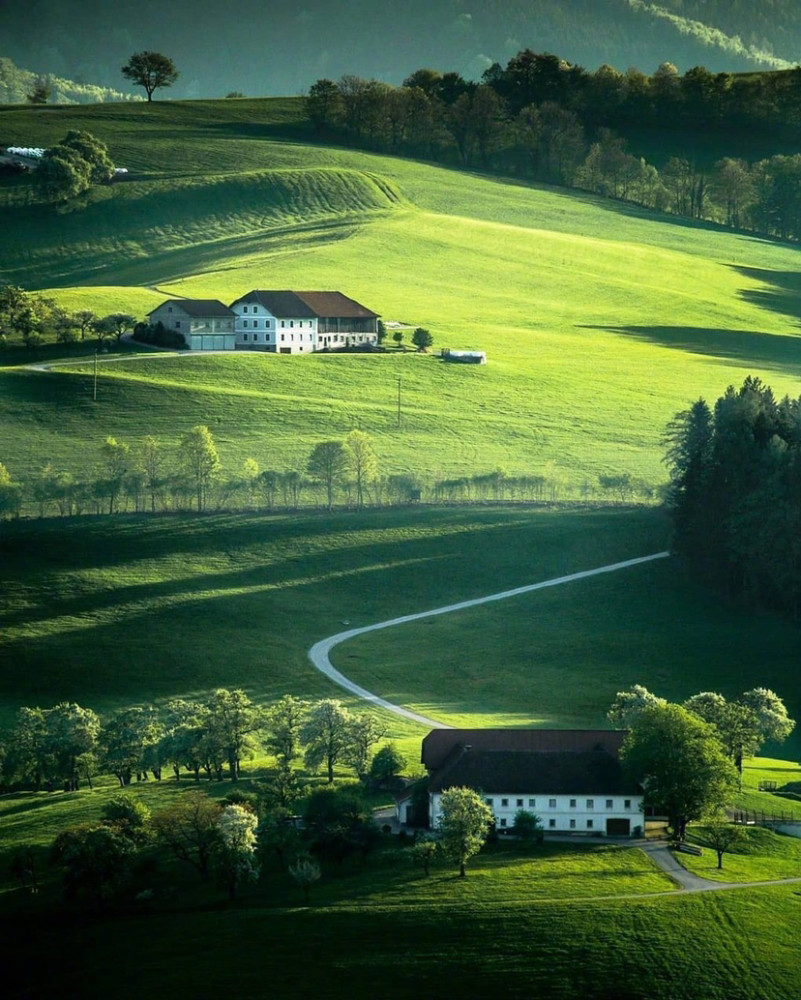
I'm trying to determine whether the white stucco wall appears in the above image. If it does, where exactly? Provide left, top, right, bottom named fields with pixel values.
left=430, top=791, right=643, bottom=835
left=232, top=302, right=318, bottom=353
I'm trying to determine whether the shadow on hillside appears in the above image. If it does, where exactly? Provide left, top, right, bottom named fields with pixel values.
left=733, top=266, right=801, bottom=325
left=584, top=324, right=801, bottom=374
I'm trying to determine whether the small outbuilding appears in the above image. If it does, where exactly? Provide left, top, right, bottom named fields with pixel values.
left=441, top=349, right=486, bottom=364
left=147, top=299, right=236, bottom=351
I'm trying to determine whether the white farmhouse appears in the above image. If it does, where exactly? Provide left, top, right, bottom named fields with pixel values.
left=229, top=290, right=379, bottom=354
left=146, top=299, right=236, bottom=351
left=415, top=729, right=644, bottom=837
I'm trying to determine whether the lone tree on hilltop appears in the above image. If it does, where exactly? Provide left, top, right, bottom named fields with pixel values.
left=121, top=51, right=179, bottom=101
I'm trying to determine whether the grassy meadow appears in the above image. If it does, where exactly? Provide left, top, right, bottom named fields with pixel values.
left=2, top=96, right=801, bottom=998
left=1, top=98, right=801, bottom=493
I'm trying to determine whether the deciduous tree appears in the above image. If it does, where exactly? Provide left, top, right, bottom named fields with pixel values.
left=180, top=424, right=220, bottom=511
left=264, top=695, right=306, bottom=767
left=121, top=51, right=179, bottom=101
left=437, top=786, right=493, bottom=876
left=206, top=688, right=264, bottom=781
left=702, top=812, right=746, bottom=869
left=51, top=823, right=136, bottom=906
left=151, top=791, right=221, bottom=878
left=607, top=684, right=666, bottom=728
left=342, top=713, right=387, bottom=780
left=621, top=703, right=737, bottom=841
left=102, top=706, right=163, bottom=786
left=302, top=699, right=352, bottom=783
left=345, top=430, right=378, bottom=507
left=216, top=803, right=259, bottom=899
left=307, top=440, right=347, bottom=510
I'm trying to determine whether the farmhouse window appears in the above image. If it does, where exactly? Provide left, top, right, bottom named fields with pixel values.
left=243, top=306, right=248, bottom=313
left=281, top=334, right=285, bottom=341
left=485, top=798, right=493, bottom=807
left=281, top=321, right=285, bottom=327
left=175, top=321, right=181, bottom=328
left=516, top=799, right=523, bottom=808
left=587, top=820, right=594, bottom=829
left=290, top=321, right=294, bottom=327
left=500, top=818, right=507, bottom=828
left=253, top=320, right=258, bottom=328
left=569, top=799, right=576, bottom=808
left=243, top=320, right=248, bottom=328
left=528, top=799, right=536, bottom=808
left=624, top=799, right=631, bottom=809
left=549, top=799, right=556, bottom=809
left=501, top=798, right=509, bottom=807
left=253, top=307, right=258, bottom=313
left=569, top=819, right=576, bottom=829
left=167, top=306, right=172, bottom=312
left=586, top=800, right=594, bottom=810
left=549, top=819, right=556, bottom=829
left=606, top=799, right=613, bottom=809
left=243, top=334, right=248, bottom=341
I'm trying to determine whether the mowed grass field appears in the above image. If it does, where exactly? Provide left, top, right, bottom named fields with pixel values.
left=1, top=98, right=801, bottom=491
left=5, top=859, right=801, bottom=1000
left=3, top=99, right=801, bottom=1000
left=2, top=504, right=800, bottom=760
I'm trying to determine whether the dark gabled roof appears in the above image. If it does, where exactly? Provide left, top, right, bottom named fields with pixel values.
left=147, top=299, right=234, bottom=318
left=231, top=290, right=317, bottom=317
left=229, top=290, right=378, bottom=319
left=422, top=729, right=627, bottom=771
left=428, top=747, right=641, bottom=796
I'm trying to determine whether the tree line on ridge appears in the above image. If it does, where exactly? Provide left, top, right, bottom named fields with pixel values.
left=307, top=51, right=801, bottom=241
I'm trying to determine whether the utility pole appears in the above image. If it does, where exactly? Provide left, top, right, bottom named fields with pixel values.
left=93, top=350, right=98, bottom=402
left=397, top=375, right=402, bottom=428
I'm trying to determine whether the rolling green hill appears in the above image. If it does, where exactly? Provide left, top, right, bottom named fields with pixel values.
left=2, top=99, right=801, bottom=498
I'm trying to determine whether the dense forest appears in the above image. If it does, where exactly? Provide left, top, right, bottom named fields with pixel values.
left=665, top=377, right=801, bottom=619
left=307, top=53, right=801, bottom=242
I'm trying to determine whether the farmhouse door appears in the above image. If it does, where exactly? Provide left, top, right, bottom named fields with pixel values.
left=606, top=818, right=631, bottom=836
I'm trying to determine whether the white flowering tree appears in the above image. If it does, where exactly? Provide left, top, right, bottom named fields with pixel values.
left=217, top=804, right=259, bottom=899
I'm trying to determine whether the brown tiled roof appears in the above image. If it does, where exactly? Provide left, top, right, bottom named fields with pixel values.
left=295, top=291, right=379, bottom=319
left=422, top=729, right=627, bottom=771
left=229, top=290, right=378, bottom=319
left=428, top=747, right=640, bottom=796
left=148, top=299, right=234, bottom=318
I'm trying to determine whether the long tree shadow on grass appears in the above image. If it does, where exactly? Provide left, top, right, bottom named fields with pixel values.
left=732, top=266, right=801, bottom=325
left=583, top=324, right=801, bottom=375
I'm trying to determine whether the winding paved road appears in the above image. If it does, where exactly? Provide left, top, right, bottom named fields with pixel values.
left=307, top=551, right=670, bottom=728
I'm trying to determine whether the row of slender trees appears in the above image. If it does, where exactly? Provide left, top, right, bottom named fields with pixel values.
left=307, top=52, right=801, bottom=241
left=0, top=692, right=399, bottom=794
left=0, top=427, right=657, bottom=520
left=664, top=376, right=801, bottom=617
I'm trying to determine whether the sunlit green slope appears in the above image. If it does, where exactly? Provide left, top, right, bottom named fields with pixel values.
left=1, top=99, right=800, bottom=491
